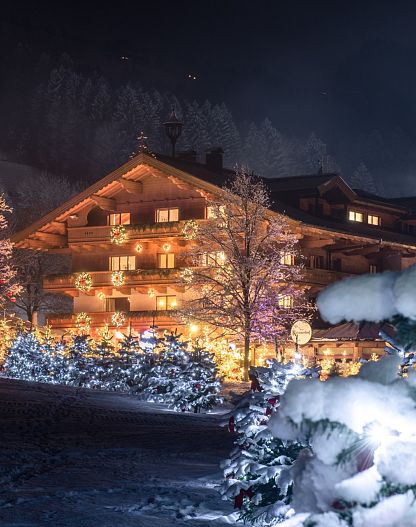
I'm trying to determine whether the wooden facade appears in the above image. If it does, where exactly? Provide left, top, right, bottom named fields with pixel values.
left=12, top=151, right=416, bottom=362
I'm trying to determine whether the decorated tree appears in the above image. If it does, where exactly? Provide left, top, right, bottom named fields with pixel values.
left=0, top=195, right=20, bottom=308
left=64, top=334, right=93, bottom=387
left=87, top=329, right=116, bottom=389
left=4, top=331, right=45, bottom=381
left=144, top=331, right=191, bottom=404
left=170, top=340, right=222, bottom=413
left=221, top=360, right=318, bottom=525
left=263, top=264, right=416, bottom=526
left=180, top=169, right=309, bottom=380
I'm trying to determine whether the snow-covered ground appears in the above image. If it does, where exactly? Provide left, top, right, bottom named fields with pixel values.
left=0, top=378, right=237, bottom=526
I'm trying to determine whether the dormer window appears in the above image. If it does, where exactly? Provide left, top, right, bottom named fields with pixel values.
left=348, top=210, right=363, bottom=222
left=368, top=214, right=381, bottom=226
left=108, top=213, right=130, bottom=225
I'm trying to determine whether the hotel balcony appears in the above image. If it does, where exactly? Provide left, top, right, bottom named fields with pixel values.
left=301, top=268, right=353, bottom=287
left=43, top=269, right=181, bottom=294
left=46, top=310, right=180, bottom=331
left=67, top=221, right=187, bottom=244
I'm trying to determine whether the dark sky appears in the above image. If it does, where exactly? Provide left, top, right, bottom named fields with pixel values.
left=3, top=1, right=416, bottom=191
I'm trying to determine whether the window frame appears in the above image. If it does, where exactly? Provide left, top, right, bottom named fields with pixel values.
left=368, top=214, right=381, bottom=226
left=155, top=208, right=179, bottom=223
left=108, top=212, right=131, bottom=226
left=156, top=295, right=177, bottom=311
left=109, top=255, right=136, bottom=271
left=348, top=210, right=364, bottom=223
left=157, top=253, right=175, bottom=269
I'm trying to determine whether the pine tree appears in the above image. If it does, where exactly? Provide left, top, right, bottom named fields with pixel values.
left=64, top=334, right=92, bottom=387
left=5, top=331, right=45, bottom=381
left=144, top=331, right=191, bottom=404
left=170, top=341, right=222, bottom=413
left=220, top=360, right=317, bottom=525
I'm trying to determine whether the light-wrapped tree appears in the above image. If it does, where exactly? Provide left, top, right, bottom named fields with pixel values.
left=220, top=360, right=318, bottom=525
left=5, top=331, right=45, bottom=381
left=180, top=169, right=309, bottom=380
left=144, top=331, right=191, bottom=404
left=0, top=195, right=20, bottom=308
left=170, top=340, right=222, bottom=413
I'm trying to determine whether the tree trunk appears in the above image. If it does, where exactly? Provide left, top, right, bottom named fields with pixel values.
left=243, top=334, right=250, bottom=381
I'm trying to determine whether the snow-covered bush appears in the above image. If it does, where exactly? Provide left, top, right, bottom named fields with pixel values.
left=220, top=360, right=318, bottom=525
left=269, top=355, right=416, bottom=527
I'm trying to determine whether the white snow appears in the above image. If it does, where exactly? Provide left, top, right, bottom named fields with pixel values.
left=0, top=377, right=235, bottom=526
left=317, top=263, right=416, bottom=323
left=335, top=466, right=382, bottom=504
left=317, top=271, right=398, bottom=323
left=375, top=438, right=416, bottom=486
left=352, top=491, right=416, bottom=527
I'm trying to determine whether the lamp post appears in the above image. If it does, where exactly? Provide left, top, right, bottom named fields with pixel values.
left=163, top=108, right=183, bottom=158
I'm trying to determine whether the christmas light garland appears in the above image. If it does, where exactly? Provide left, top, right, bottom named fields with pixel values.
left=111, top=311, right=126, bottom=328
left=75, top=312, right=91, bottom=332
left=110, top=224, right=127, bottom=245
left=182, top=219, right=198, bottom=240
left=74, top=272, right=93, bottom=292
left=111, top=270, right=125, bottom=287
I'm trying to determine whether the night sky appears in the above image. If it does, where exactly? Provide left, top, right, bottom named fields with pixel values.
left=3, top=1, right=416, bottom=191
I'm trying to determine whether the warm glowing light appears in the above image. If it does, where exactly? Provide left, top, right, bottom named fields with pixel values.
left=190, top=324, right=199, bottom=333
left=97, top=291, right=105, bottom=300
left=135, top=243, right=143, bottom=253
left=115, top=331, right=124, bottom=339
left=111, top=311, right=126, bottom=328
left=148, top=288, right=156, bottom=298
left=74, top=272, right=93, bottom=293
left=162, top=243, right=171, bottom=252
left=111, top=271, right=125, bottom=287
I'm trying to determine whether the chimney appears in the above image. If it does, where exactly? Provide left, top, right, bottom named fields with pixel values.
left=177, top=149, right=197, bottom=163
left=205, top=147, right=224, bottom=173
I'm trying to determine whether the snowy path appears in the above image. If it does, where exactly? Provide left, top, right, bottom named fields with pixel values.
left=0, top=378, right=237, bottom=526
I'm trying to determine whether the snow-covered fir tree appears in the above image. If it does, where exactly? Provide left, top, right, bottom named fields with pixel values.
left=64, top=334, right=92, bottom=387
left=5, top=331, right=45, bottom=381
left=271, top=263, right=416, bottom=526
left=221, top=360, right=318, bottom=525
left=144, top=331, right=191, bottom=404
left=170, top=340, right=222, bottom=413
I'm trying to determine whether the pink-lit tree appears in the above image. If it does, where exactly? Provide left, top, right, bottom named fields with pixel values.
left=0, top=196, right=20, bottom=308
left=180, top=169, right=309, bottom=380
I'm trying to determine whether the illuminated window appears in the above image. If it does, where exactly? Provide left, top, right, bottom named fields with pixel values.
left=348, top=210, right=364, bottom=222
left=368, top=214, right=381, bottom=226
left=278, top=295, right=293, bottom=309
left=280, top=253, right=294, bottom=265
left=369, top=264, right=378, bottom=274
left=157, top=253, right=175, bottom=269
left=156, top=295, right=177, bottom=310
left=201, top=251, right=226, bottom=266
left=108, top=213, right=131, bottom=225
left=156, top=208, right=179, bottom=223
left=109, top=256, right=135, bottom=270
left=206, top=205, right=226, bottom=219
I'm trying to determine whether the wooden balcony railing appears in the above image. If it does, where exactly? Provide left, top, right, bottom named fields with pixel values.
left=44, top=268, right=180, bottom=291
left=67, top=221, right=188, bottom=243
left=46, top=310, right=179, bottom=328
left=302, top=268, right=353, bottom=286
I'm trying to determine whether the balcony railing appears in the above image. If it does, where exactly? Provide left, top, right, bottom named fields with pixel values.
left=67, top=221, right=188, bottom=243
left=302, top=267, right=353, bottom=286
left=46, top=310, right=179, bottom=328
left=44, top=268, right=180, bottom=290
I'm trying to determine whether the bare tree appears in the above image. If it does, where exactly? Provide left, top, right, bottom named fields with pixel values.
left=13, top=249, right=71, bottom=324
left=180, top=169, right=309, bottom=380
left=0, top=195, right=20, bottom=309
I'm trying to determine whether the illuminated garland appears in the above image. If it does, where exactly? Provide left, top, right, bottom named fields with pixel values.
left=182, top=220, right=198, bottom=240
left=111, top=311, right=126, bottom=328
left=111, top=270, right=125, bottom=287
left=74, top=272, right=93, bottom=292
left=110, top=225, right=127, bottom=245
left=75, top=312, right=91, bottom=332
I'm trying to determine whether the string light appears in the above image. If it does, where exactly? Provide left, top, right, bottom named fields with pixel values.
left=110, top=225, right=127, bottom=245
left=111, top=271, right=125, bottom=287
left=135, top=243, right=143, bottom=253
left=74, top=272, right=93, bottom=293
left=162, top=243, right=171, bottom=252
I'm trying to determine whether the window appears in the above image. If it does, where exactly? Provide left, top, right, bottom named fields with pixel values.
left=206, top=205, right=226, bottom=219
left=348, top=210, right=364, bottom=222
left=278, top=295, right=293, bottom=309
left=201, top=251, right=226, bottom=266
left=105, top=297, right=130, bottom=312
left=156, top=295, right=177, bottom=310
left=369, top=264, right=378, bottom=274
left=157, top=253, right=175, bottom=269
left=108, top=213, right=131, bottom=225
left=308, top=255, right=325, bottom=269
left=368, top=214, right=381, bottom=226
left=109, top=256, right=136, bottom=271
left=280, top=253, right=294, bottom=265
left=156, top=208, right=179, bottom=223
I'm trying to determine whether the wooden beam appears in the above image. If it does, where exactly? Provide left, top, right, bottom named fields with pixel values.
left=119, top=178, right=143, bottom=194
left=301, top=238, right=335, bottom=249
left=91, top=194, right=116, bottom=211
left=47, top=221, right=67, bottom=235
left=35, top=231, right=67, bottom=246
